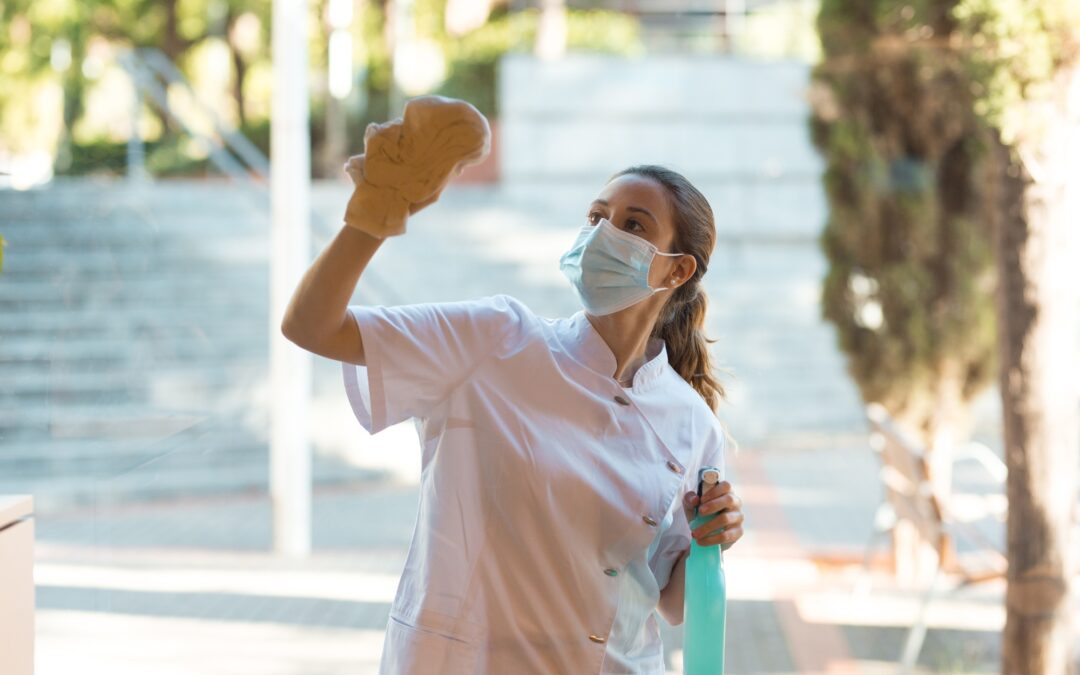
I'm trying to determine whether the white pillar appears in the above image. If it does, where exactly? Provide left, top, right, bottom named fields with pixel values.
left=389, top=0, right=413, bottom=115
left=534, top=0, right=566, bottom=61
left=270, top=0, right=312, bottom=558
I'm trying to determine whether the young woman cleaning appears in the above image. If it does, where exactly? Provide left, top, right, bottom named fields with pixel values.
left=282, top=160, right=745, bottom=675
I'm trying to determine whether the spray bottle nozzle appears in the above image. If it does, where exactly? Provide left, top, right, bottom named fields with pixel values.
left=696, top=466, right=722, bottom=507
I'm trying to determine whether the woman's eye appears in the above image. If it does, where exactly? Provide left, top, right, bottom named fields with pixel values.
left=586, top=212, right=642, bottom=231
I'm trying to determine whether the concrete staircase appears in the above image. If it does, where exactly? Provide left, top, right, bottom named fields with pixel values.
left=0, top=180, right=386, bottom=513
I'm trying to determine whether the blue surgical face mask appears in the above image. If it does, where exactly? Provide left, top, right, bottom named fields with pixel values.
left=558, top=217, right=684, bottom=315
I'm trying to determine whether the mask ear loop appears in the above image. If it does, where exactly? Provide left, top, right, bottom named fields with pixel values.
left=651, top=249, right=685, bottom=292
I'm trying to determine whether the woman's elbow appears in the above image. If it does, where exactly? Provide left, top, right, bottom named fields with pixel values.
left=280, top=313, right=365, bottom=364
left=280, top=316, right=323, bottom=354
left=280, top=318, right=308, bottom=347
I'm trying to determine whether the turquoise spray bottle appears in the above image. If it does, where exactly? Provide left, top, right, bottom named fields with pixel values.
left=683, top=466, right=727, bottom=674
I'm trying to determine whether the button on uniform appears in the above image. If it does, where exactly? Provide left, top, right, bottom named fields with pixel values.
left=641, top=514, right=658, bottom=527
left=604, top=568, right=618, bottom=577
left=613, top=394, right=631, bottom=406
left=666, top=460, right=683, bottom=475
left=589, top=634, right=607, bottom=644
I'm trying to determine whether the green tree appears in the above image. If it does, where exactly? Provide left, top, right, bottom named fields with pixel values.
left=0, top=0, right=273, bottom=174
left=809, top=1, right=997, bottom=501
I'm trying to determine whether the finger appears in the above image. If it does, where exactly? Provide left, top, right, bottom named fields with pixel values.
left=364, top=122, right=380, bottom=143
left=411, top=191, right=438, bottom=210
left=710, top=527, right=743, bottom=549
left=697, top=494, right=732, bottom=516
left=698, top=524, right=742, bottom=548
left=410, top=185, right=446, bottom=213
left=700, top=480, right=730, bottom=502
left=710, top=510, right=743, bottom=531
left=690, top=511, right=739, bottom=539
left=682, top=491, right=701, bottom=523
left=343, top=155, right=365, bottom=184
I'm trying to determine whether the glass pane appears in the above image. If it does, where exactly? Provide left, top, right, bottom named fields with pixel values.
left=5, top=0, right=1068, bottom=673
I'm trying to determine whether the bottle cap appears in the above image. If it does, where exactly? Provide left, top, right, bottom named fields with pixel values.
left=696, top=465, right=722, bottom=501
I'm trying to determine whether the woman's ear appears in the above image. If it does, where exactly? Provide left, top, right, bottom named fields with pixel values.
left=677, top=255, right=696, bottom=285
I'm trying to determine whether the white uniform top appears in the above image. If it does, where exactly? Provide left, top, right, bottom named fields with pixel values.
left=341, top=293, right=727, bottom=675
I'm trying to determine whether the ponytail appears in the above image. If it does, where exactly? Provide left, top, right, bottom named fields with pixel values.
left=654, top=276, right=726, bottom=413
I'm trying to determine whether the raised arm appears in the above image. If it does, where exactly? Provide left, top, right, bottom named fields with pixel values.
left=280, top=221, right=386, bottom=365
left=281, top=95, right=489, bottom=365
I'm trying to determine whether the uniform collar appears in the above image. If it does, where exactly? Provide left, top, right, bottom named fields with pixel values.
left=566, top=310, right=669, bottom=391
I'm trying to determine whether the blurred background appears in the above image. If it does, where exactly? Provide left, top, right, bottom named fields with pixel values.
left=1, top=0, right=1078, bottom=673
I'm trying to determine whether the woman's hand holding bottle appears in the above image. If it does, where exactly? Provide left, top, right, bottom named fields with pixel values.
left=683, top=481, right=744, bottom=551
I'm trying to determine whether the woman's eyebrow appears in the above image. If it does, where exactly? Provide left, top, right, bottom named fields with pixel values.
left=589, top=199, right=657, bottom=223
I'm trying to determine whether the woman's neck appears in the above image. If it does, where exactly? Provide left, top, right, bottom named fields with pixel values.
left=586, top=311, right=660, bottom=385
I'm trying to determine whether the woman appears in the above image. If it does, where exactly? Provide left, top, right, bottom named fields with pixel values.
left=282, top=163, right=745, bottom=674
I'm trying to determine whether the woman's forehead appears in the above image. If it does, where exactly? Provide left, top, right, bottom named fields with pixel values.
left=593, top=175, right=670, bottom=218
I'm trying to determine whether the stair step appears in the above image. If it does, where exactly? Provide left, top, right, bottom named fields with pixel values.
left=0, top=405, right=249, bottom=441
left=0, top=335, right=269, bottom=362
left=2, top=455, right=385, bottom=514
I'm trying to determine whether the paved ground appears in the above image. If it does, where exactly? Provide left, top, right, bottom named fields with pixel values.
left=31, top=432, right=1035, bottom=674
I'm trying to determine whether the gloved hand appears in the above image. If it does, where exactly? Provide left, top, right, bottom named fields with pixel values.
left=343, top=95, right=491, bottom=238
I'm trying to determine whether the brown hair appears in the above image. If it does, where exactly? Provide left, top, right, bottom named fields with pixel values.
left=607, top=164, right=727, bottom=413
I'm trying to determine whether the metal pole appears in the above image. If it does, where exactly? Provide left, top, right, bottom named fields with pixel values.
left=270, top=0, right=312, bottom=558
left=127, top=87, right=147, bottom=182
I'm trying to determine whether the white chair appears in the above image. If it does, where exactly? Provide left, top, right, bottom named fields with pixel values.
left=858, top=402, right=1009, bottom=674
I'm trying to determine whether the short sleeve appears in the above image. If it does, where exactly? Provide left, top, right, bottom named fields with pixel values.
left=649, top=422, right=727, bottom=592
left=341, top=293, right=526, bottom=435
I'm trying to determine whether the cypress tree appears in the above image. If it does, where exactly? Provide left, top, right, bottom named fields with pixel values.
left=809, top=0, right=998, bottom=499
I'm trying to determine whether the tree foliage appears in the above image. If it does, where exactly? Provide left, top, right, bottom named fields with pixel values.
left=810, top=0, right=998, bottom=441
left=0, top=0, right=640, bottom=176
left=954, top=0, right=1080, bottom=144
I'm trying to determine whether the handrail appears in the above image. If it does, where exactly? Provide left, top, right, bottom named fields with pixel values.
left=116, top=48, right=267, bottom=186
left=136, top=48, right=271, bottom=179
left=115, top=47, right=406, bottom=306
